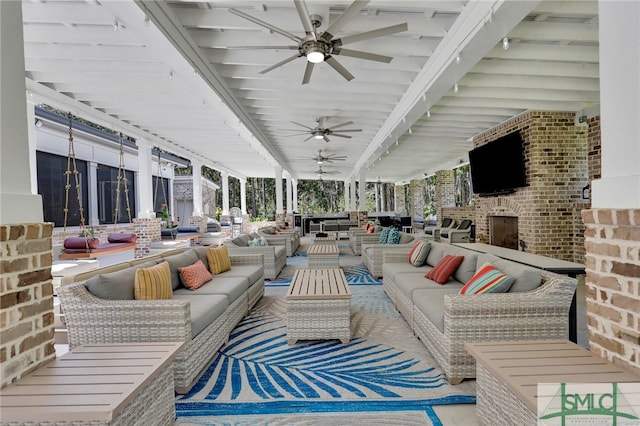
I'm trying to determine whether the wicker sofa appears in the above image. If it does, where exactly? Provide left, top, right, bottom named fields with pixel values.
left=58, top=246, right=265, bottom=394
left=382, top=241, right=577, bottom=384
left=362, top=231, right=426, bottom=278
left=226, top=233, right=286, bottom=279
left=258, top=225, right=300, bottom=256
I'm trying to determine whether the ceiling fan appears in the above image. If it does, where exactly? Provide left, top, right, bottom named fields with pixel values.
left=228, top=0, right=408, bottom=84
left=311, top=149, right=347, bottom=164
left=310, top=165, right=339, bottom=178
left=284, top=116, right=362, bottom=142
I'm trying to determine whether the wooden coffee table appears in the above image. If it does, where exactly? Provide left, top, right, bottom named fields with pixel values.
left=286, top=268, right=351, bottom=345
left=307, top=244, right=340, bottom=269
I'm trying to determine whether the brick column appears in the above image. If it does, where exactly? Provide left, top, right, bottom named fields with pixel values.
left=188, top=215, right=207, bottom=233
left=582, top=209, right=640, bottom=374
left=435, top=170, right=455, bottom=224
left=133, top=217, right=161, bottom=259
left=1, top=223, right=55, bottom=388
left=410, top=179, right=425, bottom=219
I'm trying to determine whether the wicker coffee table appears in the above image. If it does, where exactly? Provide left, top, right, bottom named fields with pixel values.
left=286, top=268, right=351, bottom=345
left=307, top=244, right=340, bottom=268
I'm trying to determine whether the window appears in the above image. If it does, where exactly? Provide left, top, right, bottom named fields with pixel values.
left=37, top=151, right=88, bottom=227
left=97, top=164, right=136, bottom=224
left=423, top=175, right=436, bottom=216
left=454, top=164, right=472, bottom=207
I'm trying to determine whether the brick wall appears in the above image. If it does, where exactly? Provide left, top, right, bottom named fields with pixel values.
left=588, top=116, right=602, bottom=182
left=441, top=206, right=476, bottom=229
left=410, top=179, right=425, bottom=219
left=473, top=111, right=589, bottom=262
left=582, top=209, right=640, bottom=374
left=1, top=223, right=55, bottom=389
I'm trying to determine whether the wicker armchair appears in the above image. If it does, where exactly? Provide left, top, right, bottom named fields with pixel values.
left=382, top=249, right=577, bottom=384
left=349, top=225, right=382, bottom=255
left=58, top=253, right=264, bottom=394
left=258, top=227, right=299, bottom=256
left=440, top=219, right=473, bottom=244
left=361, top=233, right=426, bottom=278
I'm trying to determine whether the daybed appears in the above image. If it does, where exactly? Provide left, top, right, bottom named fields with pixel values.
left=348, top=224, right=383, bottom=255
left=225, top=233, right=286, bottom=279
left=382, top=241, right=577, bottom=384
left=58, top=245, right=265, bottom=394
left=361, top=230, right=427, bottom=278
left=258, top=225, right=300, bottom=256
left=58, top=233, right=137, bottom=259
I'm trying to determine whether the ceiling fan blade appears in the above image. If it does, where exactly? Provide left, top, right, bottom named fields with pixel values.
left=327, top=120, right=354, bottom=130
left=294, top=0, right=316, bottom=39
left=320, top=0, right=370, bottom=41
left=335, top=22, right=408, bottom=46
left=325, top=56, right=354, bottom=81
left=323, top=135, right=330, bottom=142
left=228, top=8, right=303, bottom=43
left=302, top=61, right=314, bottom=85
left=304, top=135, right=315, bottom=142
left=260, top=54, right=301, bottom=74
left=331, top=128, right=362, bottom=133
left=331, top=134, right=353, bottom=139
left=291, top=121, right=314, bottom=130
left=226, top=45, right=298, bottom=50
left=282, top=132, right=312, bottom=137
left=333, top=48, right=393, bottom=63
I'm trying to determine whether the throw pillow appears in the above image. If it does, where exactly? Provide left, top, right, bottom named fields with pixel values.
left=378, top=227, right=391, bottom=244
left=460, top=262, right=515, bottom=295
left=64, top=236, right=100, bottom=249
left=178, top=260, right=213, bottom=290
left=134, top=261, right=172, bottom=300
left=408, top=241, right=431, bottom=266
left=425, top=255, right=464, bottom=284
left=366, top=225, right=375, bottom=233
left=247, top=238, right=257, bottom=247
left=107, top=233, right=137, bottom=243
left=206, top=245, right=232, bottom=274
left=386, top=228, right=401, bottom=244
left=258, top=236, right=268, bottom=247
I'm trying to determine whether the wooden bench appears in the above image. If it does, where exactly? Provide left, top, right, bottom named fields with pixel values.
left=286, top=268, right=351, bottom=345
left=0, top=342, right=183, bottom=425
left=307, top=244, right=340, bottom=269
left=465, top=340, right=640, bottom=425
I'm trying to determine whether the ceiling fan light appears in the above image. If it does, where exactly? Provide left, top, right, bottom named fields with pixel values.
left=306, top=49, right=324, bottom=64
left=314, top=134, right=324, bottom=140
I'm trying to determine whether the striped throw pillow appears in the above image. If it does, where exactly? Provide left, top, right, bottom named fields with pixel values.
left=460, top=262, right=515, bottom=294
left=178, top=259, right=213, bottom=290
left=134, top=261, right=172, bottom=300
left=425, top=255, right=464, bottom=284
left=408, top=241, right=431, bottom=266
left=206, top=245, right=232, bottom=274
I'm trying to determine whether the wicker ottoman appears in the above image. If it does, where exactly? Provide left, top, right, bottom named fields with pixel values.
left=286, top=268, right=351, bottom=345
left=307, top=244, right=339, bottom=269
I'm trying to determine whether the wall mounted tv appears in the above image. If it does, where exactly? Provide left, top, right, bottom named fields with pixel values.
left=468, top=131, right=527, bottom=197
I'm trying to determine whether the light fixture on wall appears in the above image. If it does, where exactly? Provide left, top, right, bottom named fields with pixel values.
left=502, top=37, right=510, bottom=50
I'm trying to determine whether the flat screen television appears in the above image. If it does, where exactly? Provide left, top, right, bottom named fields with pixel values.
left=468, top=131, right=527, bottom=196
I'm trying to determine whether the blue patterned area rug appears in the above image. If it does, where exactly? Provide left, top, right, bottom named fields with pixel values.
left=175, top=253, right=475, bottom=425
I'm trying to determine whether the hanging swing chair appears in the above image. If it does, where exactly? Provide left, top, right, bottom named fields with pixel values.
left=59, top=116, right=137, bottom=259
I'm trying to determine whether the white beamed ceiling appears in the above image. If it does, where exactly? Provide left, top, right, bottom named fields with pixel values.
left=21, top=0, right=599, bottom=183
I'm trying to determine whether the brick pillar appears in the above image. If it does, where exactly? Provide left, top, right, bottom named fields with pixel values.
left=1, top=223, right=55, bottom=388
left=275, top=213, right=286, bottom=225
left=188, top=215, right=207, bottom=233
left=410, top=179, right=425, bottom=219
left=435, top=170, right=455, bottom=224
left=582, top=209, right=640, bottom=374
left=133, top=217, right=161, bottom=259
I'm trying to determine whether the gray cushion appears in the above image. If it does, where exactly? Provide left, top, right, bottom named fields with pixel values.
left=165, top=250, right=199, bottom=290
left=394, top=272, right=453, bottom=299
left=398, top=233, right=414, bottom=245
left=172, top=294, right=228, bottom=338
left=174, top=275, right=248, bottom=305
left=425, top=243, right=447, bottom=266
left=413, top=287, right=461, bottom=333
left=191, top=246, right=210, bottom=267
left=221, top=264, right=263, bottom=285
left=475, top=253, right=542, bottom=292
left=84, top=260, right=158, bottom=300
left=262, top=228, right=274, bottom=234
left=383, top=262, right=427, bottom=282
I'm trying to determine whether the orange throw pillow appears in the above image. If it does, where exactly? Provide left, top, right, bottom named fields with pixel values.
left=179, top=260, right=213, bottom=290
left=425, top=255, right=464, bottom=284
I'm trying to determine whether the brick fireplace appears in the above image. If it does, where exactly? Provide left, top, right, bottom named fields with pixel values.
left=489, top=216, right=518, bottom=249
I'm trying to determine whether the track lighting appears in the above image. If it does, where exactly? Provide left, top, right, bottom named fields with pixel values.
left=408, top=127, right=412, bottom=134
left=454, top=83, right=459, bottom=93
left=502, top=37, right=509, bottom=50
left=427, top=109, right=431, bottom=118
left=113, top=19, right=120, bottom=32
left=144, top=16, right=150, bottom=27
left=168, top=71, right=174, bottom=80
left=456, top=53, right=461, bottom=64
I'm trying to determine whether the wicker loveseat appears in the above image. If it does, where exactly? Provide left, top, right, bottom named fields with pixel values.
left=226, top=233, right=286, bottom=279
left=348, top=224, right=383, bottom=255
left=258, top=226, right=300, bottom=256
left=382, top=241, right=577, bottom=385
left=58, top=246, right=264, bottom=394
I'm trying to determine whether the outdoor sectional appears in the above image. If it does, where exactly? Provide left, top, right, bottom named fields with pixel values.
left=58, top=246, right=264, bottom=394
left=362, top=231, right=426, bottom=278
left=382, top=241, right=577, bottom=384
left=226, top=233, right=286, bottom=279
left=258, top=226, right=300, bottom=256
